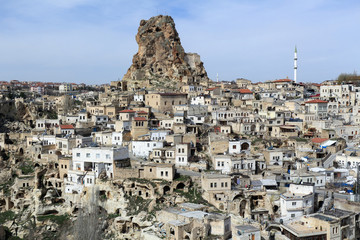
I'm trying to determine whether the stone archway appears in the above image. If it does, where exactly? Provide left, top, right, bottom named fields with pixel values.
left=241, top=142, right=249, bottom=151
left=175, top=182, right=185, bottom=190
left=251, top=124, right=256, bottom=132
left=239, top=200, right=247, bottom=218
left=233, top=194, right=243, bottom=201
left=163, top=186, right=171, bottom=195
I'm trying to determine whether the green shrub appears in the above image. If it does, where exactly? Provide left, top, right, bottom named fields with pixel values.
left=20, top=163, right=34, bottom=175
left=0, top=211, right=16, bottom=224
left=37, top=214, right=69, bottom=226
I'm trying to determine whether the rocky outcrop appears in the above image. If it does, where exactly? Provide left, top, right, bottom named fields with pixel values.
left=123, top=15, right=209, bottom=90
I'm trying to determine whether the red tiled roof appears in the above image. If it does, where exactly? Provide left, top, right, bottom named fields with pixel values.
left=305, top=99, right=328, bottom=104
left=136, top=111, right=148, bottom=114
left=119, top=110, right=136, bottom=113
left=311, top=138, right=328, bottom=144
left=133, top=117, right=147, bottom=121
left=60, top=125, right=74, bottom=129
left=309, top=94, right=320, bottom=98
left=273, top=79, right=293, bottom=83
left=236, top=89, right=253, bottom=94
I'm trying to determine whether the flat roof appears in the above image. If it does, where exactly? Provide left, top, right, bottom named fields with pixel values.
left=179, top=203, right=206, bottom=210
left=322, top=208, right=353, bottom=218
left=179, top=211, right=208, bottom=219
left=203, top=173, right=231, bottom=179
left=168, top=220, right=187, bottom=226
left=283, top=222, right=326, bottom=237
left=235, top=225, right=259, bottom=232
left=311, top=214, right=336, bottom=222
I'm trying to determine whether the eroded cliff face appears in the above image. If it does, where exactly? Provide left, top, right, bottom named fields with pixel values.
left=123, top=15, right=209, bottom=89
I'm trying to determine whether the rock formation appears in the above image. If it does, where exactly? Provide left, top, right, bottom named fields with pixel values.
left=122, top=15, right=209, bottom=90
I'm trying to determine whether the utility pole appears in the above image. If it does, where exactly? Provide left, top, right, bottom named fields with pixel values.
left=294, top=46, right=297, bottom=83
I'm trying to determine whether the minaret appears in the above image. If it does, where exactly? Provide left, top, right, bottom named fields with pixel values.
left=294, top=46, right=297, bottom=83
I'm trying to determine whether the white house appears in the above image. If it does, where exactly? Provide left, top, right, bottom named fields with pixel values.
left=78, top=110, right=88, bottom=123
left=228, top=139, right=251, bottom=154
left=92, top=131, right=112, bottom=146
left=191, top=95, right=206, bottom=105
left=175, top=143, right=191, bottom=167
left=71, top=146, right=129, bottom=179
left=65, top=115, right=79, bottom=124
left=35, top=119, right=60, bottom=131
left=59, top=125, right=75, bottom=135
left=131, top=141, right=164, bottom=158
left=134, top=94, right=145, bottom=102
left=28, top=134, right=56, bottom=146
left=92, top=115, right=109, bottom=124
left=289, top=171, right=326, bottom=188
left=188, top=115, right=206, bottom=125
left=213, top=155, right=232, bottom=174
left=112, top=132, right=123, bottom=146
left=150, top=130, right=171, bottom=141
left=65, top=146, right=129, bottom=194
left=59, top=83, right=73, bottom=93
left=159, top=119, right=174, bottom=129
left=280, top=183, right=315, bottom=221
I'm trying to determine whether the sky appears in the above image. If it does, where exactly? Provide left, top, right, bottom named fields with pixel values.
left=1, top=0, right=360, bottom=84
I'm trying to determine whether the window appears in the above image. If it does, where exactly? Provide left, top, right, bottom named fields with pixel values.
left=291, top=214, right=295, bottom=218
left=96, top=154, right=100, bottom=159
left=221, top=182, right=224, bottom=187
left=106, top=154, right=110, bottom=159
left=214, top=183, right=217, bottom=188
left=210, top=183, right=213, bottom=188
left=76, top=153, right=80, bottom=157
left=233, top=145, right=236, bottom=149
left=149, top=168, right=152, bottom=172
left=292, top=202, right=296, bottom=206
left=165, top=171, right=168, bottom=176
left=161, top=171, right=164, bottom=176
left=225, top=182, right=228, bottom=187
left=86, top=153, right=90, bottom=158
